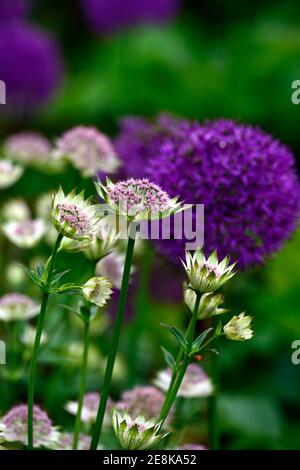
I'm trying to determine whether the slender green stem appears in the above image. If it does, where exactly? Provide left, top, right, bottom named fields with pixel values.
left=208, top=317, right=220, bottom=450
left=159, top=292, right=201, bottom=425
left=27, top=233, right=62, bottom=450
left=73, top=321, right=90, bottom=450
left=90, top=235, right=135, bottom=450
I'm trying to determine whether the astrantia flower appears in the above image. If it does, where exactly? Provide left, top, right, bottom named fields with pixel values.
left=154, top=364, right=213, bottom=398
left=85, top=218, right=119, bottom=260
left=1, top=199, right=30, bottom=222
left=116, top=115, right=300, bottom=267
left=21, top=325, right=47, bottom=347
left=0, top=0, right=28, bottom=24
left=51, top=187, right=100, bottom=240
left=0, top=23, right=62, bottom=113
left=0, top=405, right=58, bottom=448
left=183, top=250, right=236, bottom=294
left=0, top=160, right=23, bottom=189
left=3, top=132, right=52, bottom=167
left=56, top=432, right=93, bottom=451
left=96, top=177, right=183, bottom=221
left=117, top=386, right=174, bottom=425
left=82, top=277, right=113, bottom=307
left=112, top=410, right=168, bottom=450
left=81, top=0, right=179, bottom=36
left=177, top=444, right=207, bottom=450
left=0, top=293, right=39, bottom=322
left=55, top=126, right=120, bottom=177
left=184, top=284, right=227, bottom=319
left=65, top=392, right=113, bottom=424
left=96, top=252, right=125, bottom=289
left=2, top=219, right=45, bottom=248
left=224, top=313, right=253, bottom=341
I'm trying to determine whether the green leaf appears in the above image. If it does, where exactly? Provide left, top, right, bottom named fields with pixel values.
left=160, top=324, right=187, bottom=351
left=215, top=321, right=223, bottom=336
left=192, top=327, right=213, bottom=351
left=161, top=347, right=176, bottom=369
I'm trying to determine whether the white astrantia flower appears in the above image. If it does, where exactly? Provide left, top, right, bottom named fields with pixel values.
left=96, top=252, right=126, bottom=289
left=112, top=410, right=168, bottom=450
left=65, top=392, right=113, bottom=424
left=51, top=187, right=101, bottom=240
left=184, top=284, right=227, bottom=319
left=224, top=313, right=253, bottom=341
left=85, top=217, right=119, bottom=261
left=0, top=160, right=23, bottom=189
left=3, top=132, right=52, bottom=166
left=55, top=432, right=101, bottom=450
left=154, top=364, right=213, bottom=398
left=182, top=249, right=236, bottom=294
left=2, top=219, right=46, bottom=249
left=82, top=277, right=113, bottom=307
left=1, top=199, right=30, bottom=222
left=0, top=293, right=40, bottom=322
left=21, top=325, right=47, bottom=347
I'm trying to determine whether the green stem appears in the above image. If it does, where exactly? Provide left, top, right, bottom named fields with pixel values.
left=73, top=321, right=90, bottom=450
left=90, top=235, right=135, bottom=450
left=208, top=317, right=220, bottom=450
left=27, top=233, right=62, bottom=450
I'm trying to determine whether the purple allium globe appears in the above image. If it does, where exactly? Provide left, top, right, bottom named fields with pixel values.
left=0, top=23, right=63, bottom=113
left=0, top=0, right=28, bottom=24
left=81, top=0, right=180, bottom=36
left=116, top=115, right=300, bottom=267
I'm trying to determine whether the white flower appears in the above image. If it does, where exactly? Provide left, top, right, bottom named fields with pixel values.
left=96, top=252, right=126, bottom=289
left=85, top=217, right=119, bottom=260
left=184, top=284, right=227, bottom=319
left=65, top=392, right=113, bottom=424
left=2, top=219, right=46, bottom=248
left=154, top=364, right=213, bottom=398
left=0, top=293, right=39, bottom=322
left=0, top=160, right=23, bottom=189
left=21, top=325, right=47, bottom=347
left=182, top=250, right=236, bottom=294
left=3, top=132, right=52, bottom=166
left=51, top=187, right=100, bottom=240
left=1, top=199, right=30, bottom=222
left=55, top=432, right=100, bottom=450
left=112, top=410, right=168, bottom=450
left=224, top=313, right=253, bottom=341
left=82, top=277, right=113, bottom=307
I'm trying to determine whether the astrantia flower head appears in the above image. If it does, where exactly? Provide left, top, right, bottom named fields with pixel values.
left=21, top=325, right=47, bottom=347
left=0, top=405, right=58, bottom=448
left=0, top=293, right=39, bottom=322
left=51, top=187, right=100, bottom=240
left=154, top=364, right=213, bottom=398
left=116, top=115, right=300, bottom=267
left=56, top=432, right=93, bottom=451
left=184, top=284, right=227, bottom=319
left=112, top=410, right=168, bottom=450
left=224, top=313, right=253, bottom=341
left=3, top=132, right=52, bottom=167
left=65, top=392, right=113, bottom=424
left=82, top=276, right=113, bottom=307
left=0, top=160, right=23, bottom=189
left=1, top=198, right=30, bottom=222
left=55, top=126, right=120, bottom=177
left=183, top=250, right=236, bottom=294
left=117, top=386, right=174, bottom=425
left=96, top=252, right=126, bottom=289
left=96, top=177, right=183, bottom=221
left=2, top=219, right=45, bottom=249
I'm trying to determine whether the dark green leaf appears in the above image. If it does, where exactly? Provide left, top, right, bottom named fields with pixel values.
left=161, top=347, right=176, bottom=369
left=160, top=324, right=188, bottom=350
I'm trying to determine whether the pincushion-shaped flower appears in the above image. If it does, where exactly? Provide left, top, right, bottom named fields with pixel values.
left=51, top=187, right=100, bottom=240
left=0, top=405, right=58, bottom=448
left=1, top=199, right=30, bottom=222
left=55, top=126, right=119, bottom=177
left=154, top=364, right=213, bottom=398
left=0, top=293, right=39, bottom=322
left=82, top=276, right=113, bottom=307
left=96, top=177, right=183, bottom=221
left=184, top=286, right=227, bottom=319
left=2, top=219, right=45, bottom=248
left=112, top=410, right=168, bottom=450
left=116, top=115, right=300, bottom=267
left=3, top=132, right=52, bottom=167
left=65, top=392, right=113, bottom=424
left=0, top=160, right=23, bottom=189
left=117, top=386, right=174, bottom=425
left=96, top=252, right=125, bottom=289
left=183, top=250, right=236, bottom=294
left=224, top=313, right=253, bottom=341
left=56, top=432, right=93, bottom=451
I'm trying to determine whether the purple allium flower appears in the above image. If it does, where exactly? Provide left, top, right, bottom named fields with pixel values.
left=116, top=115, right=300, bottom=267
left=0, top=404, right=58, bottom=448
left=117, top=385, right=174, bottom=425
left=177, top=444, right=207, bottom=450
left=154, top=364, right=213, bottom=398
left=65, top=392, right=113, bottom=424
left=3, top=132, right=52, bottom=166
left=0, top=0, right=28, bottom=25
left=0, top=23, right=62, bottom=113
left=56, top=432, right=92, bottom=451
left=81, top=0, right=180, bottom=36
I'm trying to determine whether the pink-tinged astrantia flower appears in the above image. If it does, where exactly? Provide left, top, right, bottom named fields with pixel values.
left=1, top=199, right=30, bottom=222
left=224, top=313, right=253, bottom=341
left=116, top=115, right=300, bottom=267
left=82, top=276, right=113, bottom=307
left=154, top=364, right=213, bottom=398
left=0, top=405, right=59, bottom=448
left=65, top=392, right=113, bottom=424
left=0, top=160, right=23, bottom=189
left=3, top=132, right=52, bottom=167
left=0, top=293, right=39, bottom=322
left=55, top=126, right=120, bottom=177
left=2, top=219, right=45, bottom=248
left=96, top=177, right=184, bottom=221
left=55, top=432, right=94, bottom=451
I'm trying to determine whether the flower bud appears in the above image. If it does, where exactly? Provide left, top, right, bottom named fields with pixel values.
left=224, top=313, right=253, bottom=341
left=82, top=276, right=113, bottom=307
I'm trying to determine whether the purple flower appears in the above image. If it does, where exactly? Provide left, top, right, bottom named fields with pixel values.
left=81, top=0, right=180, bottom=36
left=0, top=23, right=63, bottom=113
left=0, top=0, right=28, bottom=25
left=116, top=115, right=300, bottom=267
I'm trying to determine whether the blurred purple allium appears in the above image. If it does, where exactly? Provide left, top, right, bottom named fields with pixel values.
left=0, top=23, right=63, bottom=113
left=0, top=0, right=28, bottom=24
left=116, top=115, right=300, bottom=267
left=81, top=0, right=180, bottom=35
